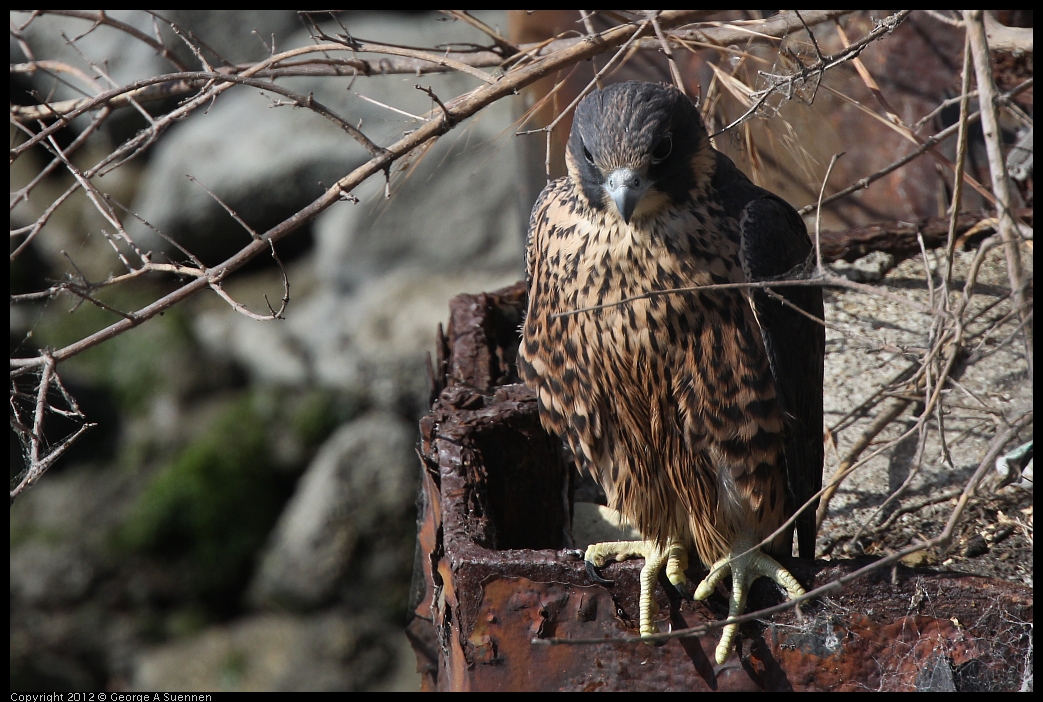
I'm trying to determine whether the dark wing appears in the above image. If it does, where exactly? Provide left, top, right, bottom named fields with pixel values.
left=712, top=151, right=825, bottom=559
left=519, top=177, right=576, bottom=445
left=525, top=180, right=553, bottom=288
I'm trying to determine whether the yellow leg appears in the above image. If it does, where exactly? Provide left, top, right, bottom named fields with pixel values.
left=585, top=539, right=688, bottom=639
left=693, top=534, right=805, bottom=664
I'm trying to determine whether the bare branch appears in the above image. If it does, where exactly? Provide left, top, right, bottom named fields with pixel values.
left=10, top=9, right=189, bottom=71
left=9, top=352, right=95, bottom=503
left=944, top=35, right=975, bottom=289
left=11, top=11, right=853, bottom=123
left=549, top=271, right=944, bottom=321
left=440, top=10, right=519, bottom=58
left=712, top=10, right=912, bottom=137
left=650, top=15, right=686, bottom=95
left=815, top=153, right=843, bottom=275
left=415, top=84, right=453, bottom=127
left=11, top=10, right=708, bottom=372
left=794, top=80, right=1039, bottom=215
left=964, top=10, right=1032, bottom=379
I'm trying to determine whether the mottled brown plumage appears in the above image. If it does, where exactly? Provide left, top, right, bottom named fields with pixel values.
left=518, top=81, right=824, bottom=662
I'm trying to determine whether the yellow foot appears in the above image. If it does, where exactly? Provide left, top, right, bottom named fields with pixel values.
left=693, top=535, right=805, bottom=664
left=584, top=539, right=688, bottom=640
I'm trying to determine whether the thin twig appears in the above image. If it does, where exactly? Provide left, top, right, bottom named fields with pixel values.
left=187, top=175, right=259, bottom=240
left=964, top=10, right=1031, bottom=380
left=651, top=15, right=686, bottom=95
left=416, top=84, right=454, bottom=127
left=518, top=17, right=656, bottom=180
left=816, top=397, right=912, bottom=531
left=9, top=353, right=96, bottom=503
left=354, top=92, right=425, bottom=121
left=711, top=10, right=911, bottom=137
left=12, top=9, right=189, bottom=71
left=309, top=26, right=498, bottom=84
left=549, top=273, right=943, bottom=321
left=945, top=36, right=974, bottom=291
left=815, top=153, right=843, bottom=275
left=799, top=77, right=1032, bottom=217
left=441, top=10, right=519, bottom=58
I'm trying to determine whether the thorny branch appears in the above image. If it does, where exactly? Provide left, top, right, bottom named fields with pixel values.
left=9, top=11, right=1033, bottom=650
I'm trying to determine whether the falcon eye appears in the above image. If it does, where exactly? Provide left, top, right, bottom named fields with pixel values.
left=582, top=145, right=595, bottom=166
left=651, top=134, right=672, bottom=164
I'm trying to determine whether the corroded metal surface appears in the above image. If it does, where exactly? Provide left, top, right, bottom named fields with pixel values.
left=408, top=283, right=1033, bottom=691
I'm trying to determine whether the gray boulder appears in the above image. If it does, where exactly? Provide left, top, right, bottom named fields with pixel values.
left=249, top=412, right=417, bottom=610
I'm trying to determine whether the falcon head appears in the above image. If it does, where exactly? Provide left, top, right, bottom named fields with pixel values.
left=566, top=81, right=712, bottom=224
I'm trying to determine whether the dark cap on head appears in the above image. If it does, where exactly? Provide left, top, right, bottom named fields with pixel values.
left=567, top=81, right=709, bottom=221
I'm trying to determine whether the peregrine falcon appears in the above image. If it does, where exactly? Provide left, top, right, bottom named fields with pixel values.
left=518, top=81, right=824, bottom=664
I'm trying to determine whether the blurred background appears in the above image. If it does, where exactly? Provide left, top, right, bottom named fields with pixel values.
left=10, top=11, right=1032, bottom=691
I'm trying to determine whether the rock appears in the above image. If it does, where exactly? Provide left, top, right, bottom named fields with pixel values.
left=10, top=543, right=95, bottom=606
left=127, top=12, right=522, bottom=267
left=194, top=267, right=521, bottom=412
left=994, top=440, right=1033, bottom=491
left=9, top=464, right=136, bottom=609
left=829, top=250, right=897, bottom=282
left=916, top=655, right=957, bottom=692
left=131, top=611, right=396, bottom=692
left=193, top=310, right=312, bottom=387
left=172, top=11, right=526, bottom=414
left=312, top=123, right=525, bottom=290
left=13, top=11, right=302, bottom=139
left=249, top=412, right=416, bottom=611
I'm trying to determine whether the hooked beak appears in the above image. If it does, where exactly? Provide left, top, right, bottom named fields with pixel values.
left=604, top=167, right=650, bottom=224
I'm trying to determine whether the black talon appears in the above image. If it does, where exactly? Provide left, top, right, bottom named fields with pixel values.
left=671, top=580, right=695, bottom=602
left=658, top=569, right=694, bottom=602
left=586, top=559, right=614, bottom=586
